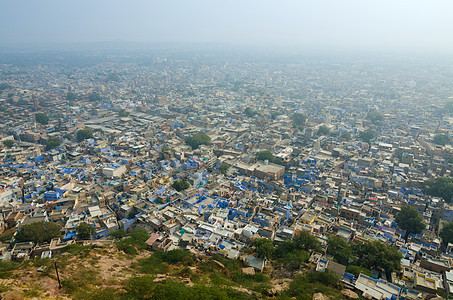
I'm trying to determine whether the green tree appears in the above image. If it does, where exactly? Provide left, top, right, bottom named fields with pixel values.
left=15, top=221, right=61, bottom=244
left=395, top=205, right=425, bottom=238
left=257, top=150, right=283, bottom=165
left=354, top=240, right=402, bottom=274
left=433, top=134, right=450, bottom=146
left=118, top=109, right=130, bottom=117
left=291, top=113, right=307, bottom=127
left=440, top=221, right=453, bottom=247
left=366, top=111, right=384, bottom=123
left=185, top=133, right=211, bottom=150
left=253, top=238, right=274, bottom=259
left=341, top=132, right=351, bottom=141
left=274, top=231, right=321, bottom=269
left=77, top=128, right=94, bottom=142
left=270, top=111, right=281, bottom=120
left=2, top=140, right=14, bottom=149
left=359, top=129, right=376, bottom=143
left=219, top=163, right=230, bottom=175
left=76, top=222, right=95, bottom=240
left=172, top=180, right=190, bottom=192
left=317, top=125, right=330, bottom=136
left=88, top=92, right=102, bottom=102
left=66, top=92, right=76, bottom=101
left=45, top=137, right=61, bottom=151
left=244, top=107, right=256, bottom=117
left=257, top=150, right=274, bottom=162
left=35, top=113, right=49, bottom=125
left=424, top=177, right=453, bottom=202
left=327, top=235, right=352, bottom=265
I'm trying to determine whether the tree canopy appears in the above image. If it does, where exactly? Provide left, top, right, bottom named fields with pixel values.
left=172, top=180, right=190, bottom=192
left=185, top=133, right=211, bottom=150
left=244, top=107, right=257, bottom=117
left=76, top=222, right=95, bottom=240
left=341, top=132, right=351, bottom=141
left=424, top=177, right=453, bottom=203
left=327, top=235, right=353, bottom=265
left=253, top=238, right=274, bottom=259
left=88, top=92, right=102, bottom=102
left=354, top=240, right=402, bottom=274
left=433, top=134, right=450, bottom=146
left=2, top=140, right=14, bottom=149
left=273, top=231, right=322, bottom=269
left=45, top=137, right=61, bottom=151
left=395, top=205, right=425, bottom=237
left=366, top=111, right=384, bottom=123
left=15, top=221, right=61, bottom=244
left=291, top=113, right=307, bottom=127
left=118, top=109, right=130, bottom=117
left=325, top=235, right=401, bottom=274
left=219, top=163, right=230, bottom=175
left=257, top=150, right=283, bottom=165
left=77, top=128, right=94, bottom=142
left=440, top=221, right=453, bottom=247
left=359, top=129, right=376, bottom=143
left=35, top=113, right=49, bottom=125
left=66, top=92, right=77, bottom=101
left=317, top=125, right=330, bottom=136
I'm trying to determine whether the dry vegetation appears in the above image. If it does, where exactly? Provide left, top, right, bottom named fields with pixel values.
left=0, top=243, right=353, bottom=299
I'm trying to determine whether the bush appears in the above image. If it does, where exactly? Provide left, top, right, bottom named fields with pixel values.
left=116, top=239, right=137, bottom=255
left=124, top=276, right=155, bottom=299
left=158, top=249, right=194, bottom=264
left=111, top=229, right=126, bottom=239
left=63, top=244, right=92, bottom=256
left=283, top=271, right=340, bottom=299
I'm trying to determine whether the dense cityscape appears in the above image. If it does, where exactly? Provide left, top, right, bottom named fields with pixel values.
left=0, top=48, right=453, bottom=299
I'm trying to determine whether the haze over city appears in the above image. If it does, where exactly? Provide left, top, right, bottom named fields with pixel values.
left=1, top=0, right=453, bottom=54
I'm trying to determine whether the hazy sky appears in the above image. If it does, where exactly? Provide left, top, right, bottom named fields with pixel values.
left=1, top=0, right=452, bottom=52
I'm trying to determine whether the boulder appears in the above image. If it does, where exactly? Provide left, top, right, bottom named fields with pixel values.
left=241, top=267, right=255, bottom=275
left=341, top=289, right=359, bottom=299
left=313, top=292, right=325, bottom=300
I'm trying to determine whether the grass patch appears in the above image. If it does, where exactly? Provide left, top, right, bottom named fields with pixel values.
left=63, top=243, right=93, bottom=256
left=23, top=284, right=42, bottom=298
left=0, top=283, right=12, bottom=293
left=134, top=250, right=194, bottom=275
left=124, top=276, right=253, bottom=300
left=0, top=261, right=20, bottom=279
